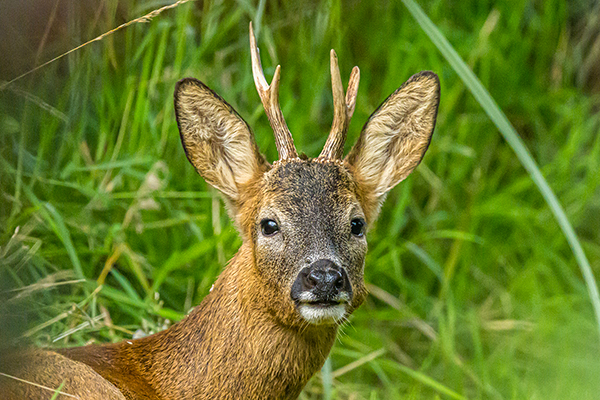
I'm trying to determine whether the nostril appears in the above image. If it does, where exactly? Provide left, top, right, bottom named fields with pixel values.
left=305, top=269, right=322, bottom=289
left=334, top=275, right=344, bottom=290
left=326, top=269, right=343, bottom=292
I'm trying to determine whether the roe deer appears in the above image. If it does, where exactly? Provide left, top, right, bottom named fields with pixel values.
left=0, top=23, right=440, bottom=400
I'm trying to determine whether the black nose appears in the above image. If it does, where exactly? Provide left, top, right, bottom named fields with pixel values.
left=305, top=264, right=343, bottom=292
left=291, top=259, right=352, bottom=302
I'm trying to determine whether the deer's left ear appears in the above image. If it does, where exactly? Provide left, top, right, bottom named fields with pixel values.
left=345, top=71, right=440, bottom=221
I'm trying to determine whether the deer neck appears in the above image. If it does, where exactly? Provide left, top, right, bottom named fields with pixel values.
left=128, top=243, right=338, bottom=399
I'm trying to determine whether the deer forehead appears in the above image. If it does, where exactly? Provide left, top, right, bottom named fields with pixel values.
left=258, top=160, right=360, bottom=216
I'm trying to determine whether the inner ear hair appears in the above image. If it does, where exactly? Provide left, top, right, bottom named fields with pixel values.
left=345, top=71, right=440, bottom=219
left=174, top=78, right=267, bottom=202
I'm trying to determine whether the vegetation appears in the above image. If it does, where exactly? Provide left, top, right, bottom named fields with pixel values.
left=1, top=0, right=599, bottom=398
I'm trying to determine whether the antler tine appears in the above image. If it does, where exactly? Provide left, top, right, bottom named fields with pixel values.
left=318, top=50, right=360, bottom=160
left=249, top=22, right=298, bottom=161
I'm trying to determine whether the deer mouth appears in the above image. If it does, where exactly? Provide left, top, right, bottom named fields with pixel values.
left=292, top=290, right=351, bottom=307
left=293, top=293, right=350, bottom=325
left=296, top=301, right=348, bottom=325
left=301, top=299, right=345, bottom=307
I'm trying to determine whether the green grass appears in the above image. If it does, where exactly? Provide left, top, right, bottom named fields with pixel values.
left=1, top=0, right=600, bottom=399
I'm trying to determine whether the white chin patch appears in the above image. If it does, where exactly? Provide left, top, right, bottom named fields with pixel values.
left=298, top=304, right=347, bottom=325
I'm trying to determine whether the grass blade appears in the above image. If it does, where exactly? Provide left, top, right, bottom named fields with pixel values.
left=22, top=185, right=84, bottom=281
left=387, top=362, right=466, bottom=400
left=401, top=0, right=600, bottom=343
left=321, top=357, right=332, bottom=400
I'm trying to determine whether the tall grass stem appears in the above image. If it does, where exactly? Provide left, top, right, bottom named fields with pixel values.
left=401, top=0, right=600, bottom=344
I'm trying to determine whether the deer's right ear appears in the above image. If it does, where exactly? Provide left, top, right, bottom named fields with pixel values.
left=345, top=71, right=440, bottom=222
left=174, top=78, right=267, bottom=204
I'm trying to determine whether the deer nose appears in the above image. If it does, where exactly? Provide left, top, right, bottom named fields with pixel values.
left=291, top=259, right=352, bottom=302
left=304, top=264, right=344, bottom=293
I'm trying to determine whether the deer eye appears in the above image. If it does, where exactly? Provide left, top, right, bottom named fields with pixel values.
left=350, top=218, right=365, bottom=237
left=260, top=219, right=279, bottom=236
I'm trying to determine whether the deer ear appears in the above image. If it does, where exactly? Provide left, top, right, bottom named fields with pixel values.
left=174, top=78, right=267, bottom=205
left=345, top=71, right=440, bottom=221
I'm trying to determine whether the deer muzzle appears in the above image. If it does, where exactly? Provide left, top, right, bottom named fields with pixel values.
left=290, top=259, right=353, bottom=324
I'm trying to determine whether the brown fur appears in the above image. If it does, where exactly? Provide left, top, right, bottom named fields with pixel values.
left=0, top=53, right=439, bottom=399
left=57, top=245, right=337, bottom=399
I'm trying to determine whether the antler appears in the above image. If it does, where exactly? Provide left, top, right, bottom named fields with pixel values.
left=318, top=50, right=360, bottom=160
left=249, top=22, right=298, bottom=161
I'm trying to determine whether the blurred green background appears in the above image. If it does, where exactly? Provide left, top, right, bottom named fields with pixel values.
left=1, top=0, right=599, bottom=398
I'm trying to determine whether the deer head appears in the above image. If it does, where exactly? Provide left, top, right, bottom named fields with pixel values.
left=174, top=23, right=440, bottom=328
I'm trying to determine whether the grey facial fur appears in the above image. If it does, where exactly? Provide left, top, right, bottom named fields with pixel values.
left=253, top=160, right=368, bottom=320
